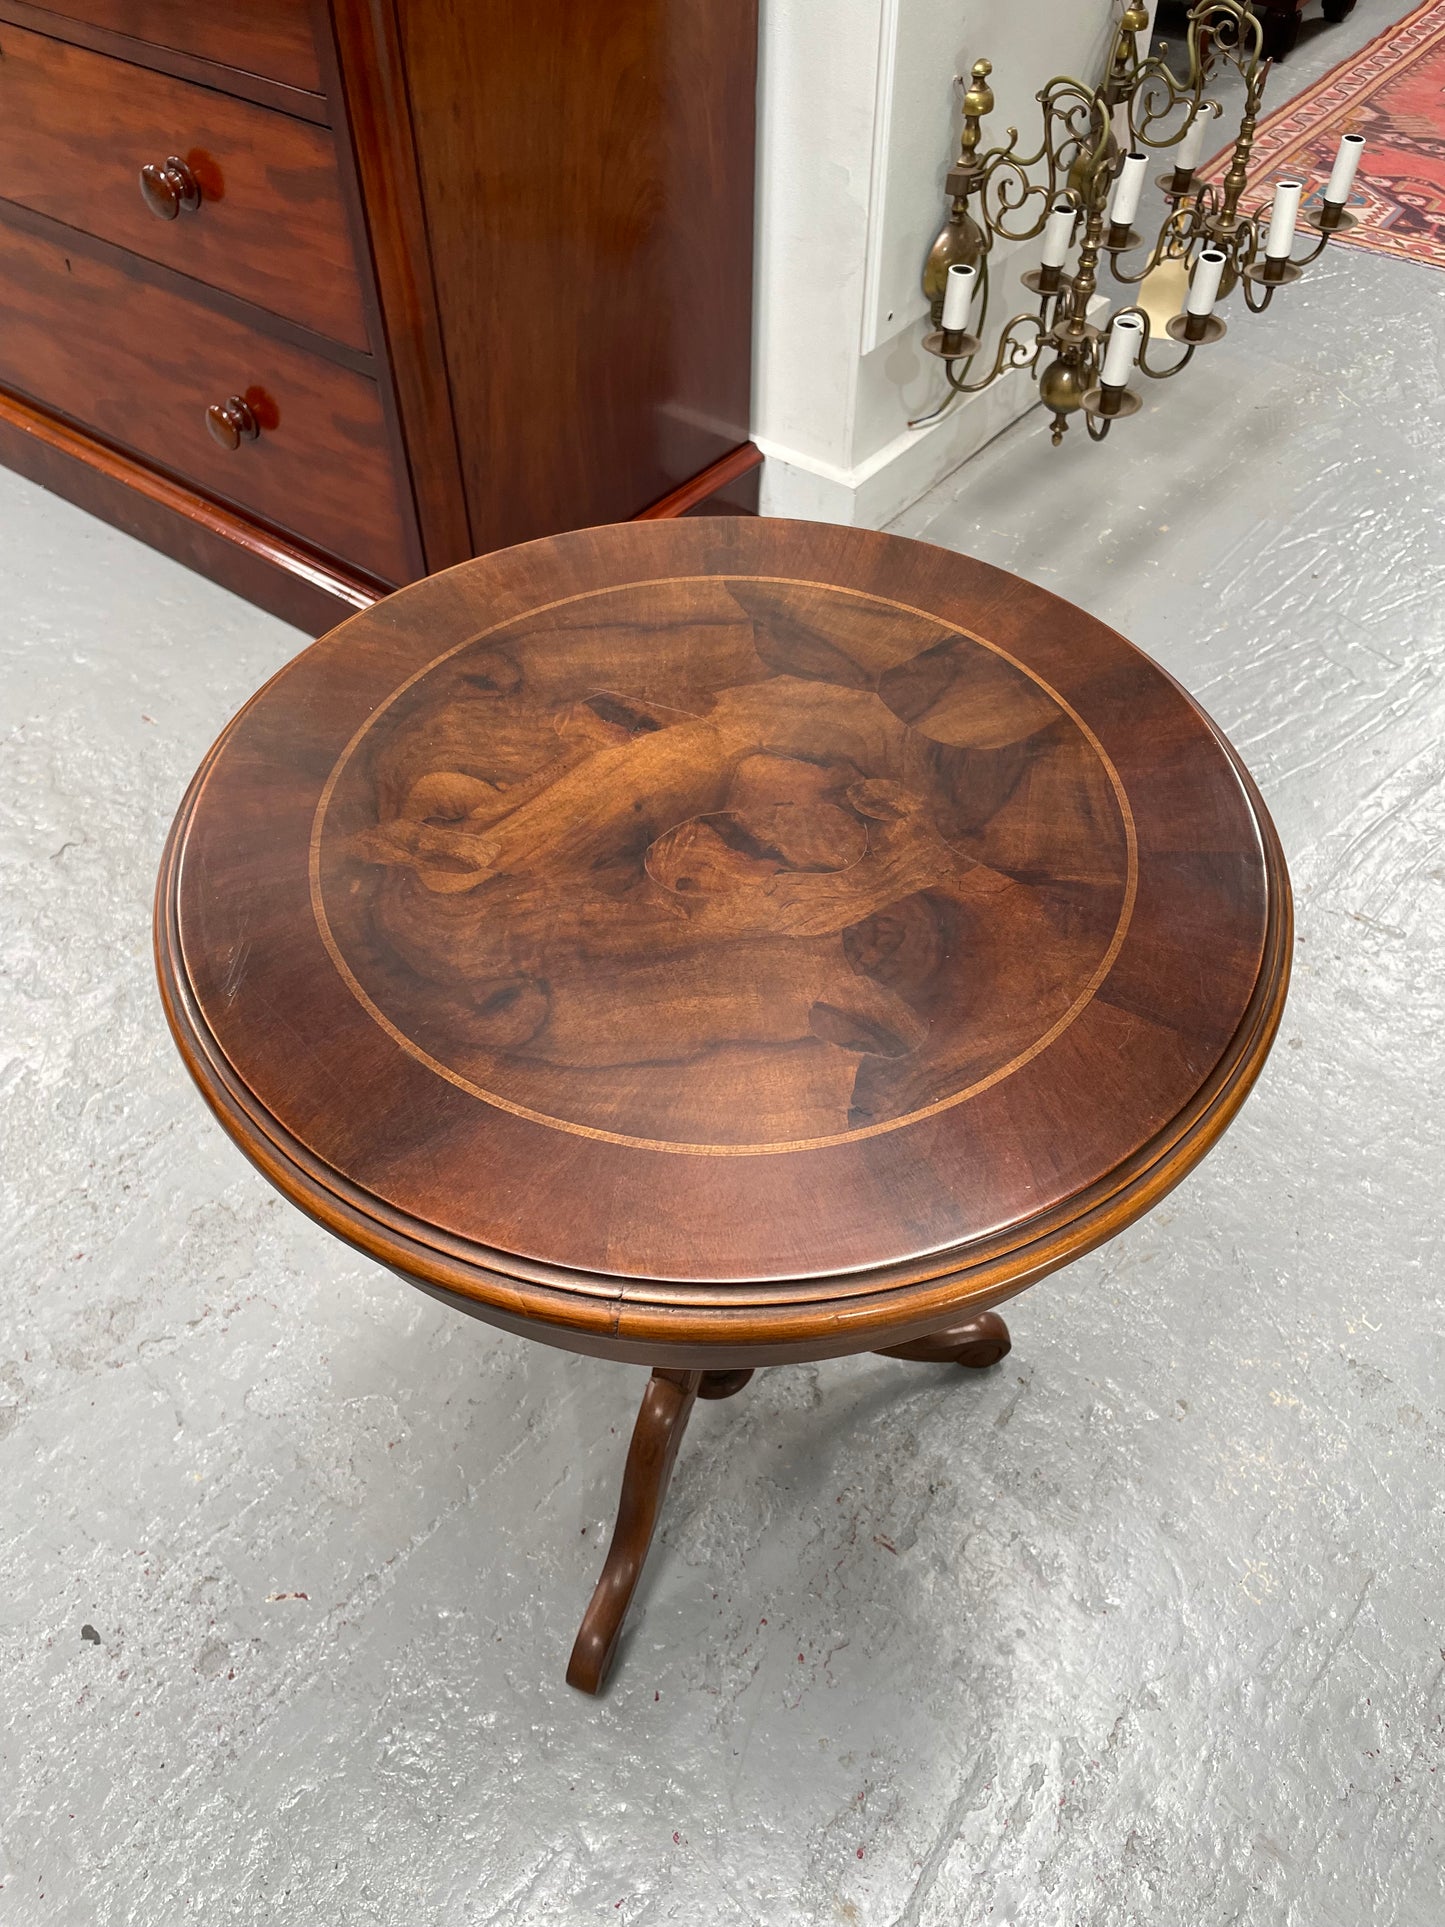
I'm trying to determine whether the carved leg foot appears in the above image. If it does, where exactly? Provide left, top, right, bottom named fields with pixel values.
left=567, top=1368, right=703, bottom=1695
left=876, top=1310, right=1011, bottom=1371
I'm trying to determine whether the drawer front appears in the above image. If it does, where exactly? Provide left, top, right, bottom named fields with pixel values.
left=0, top=24, right=366, bottom=350
left=0, top=215, right=413, bottom=583
left=28, top=0, right=322, bottom=92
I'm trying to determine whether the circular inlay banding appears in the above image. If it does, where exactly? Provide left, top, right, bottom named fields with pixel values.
left=310, top=576, right=1136, bottom=1153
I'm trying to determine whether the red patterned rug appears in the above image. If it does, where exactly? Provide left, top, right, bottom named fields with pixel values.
left=1202, top=0, right=1445, bottom=270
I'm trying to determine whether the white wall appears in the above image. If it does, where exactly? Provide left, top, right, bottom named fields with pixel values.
left=752, top=0, right=1155, bottom=524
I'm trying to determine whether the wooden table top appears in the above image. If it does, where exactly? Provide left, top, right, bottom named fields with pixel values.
left=156, top=520, right=1291, bottom=1365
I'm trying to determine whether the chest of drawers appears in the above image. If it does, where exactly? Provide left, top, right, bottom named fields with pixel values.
left=0, top=0, right=759, bottom=630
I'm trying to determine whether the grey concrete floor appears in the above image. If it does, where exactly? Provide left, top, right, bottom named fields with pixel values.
left=3, top=14, right=1443, bottom=1925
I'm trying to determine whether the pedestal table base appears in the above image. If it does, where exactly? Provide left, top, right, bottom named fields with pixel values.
left=566, top=1314, right=1012, bottom=1694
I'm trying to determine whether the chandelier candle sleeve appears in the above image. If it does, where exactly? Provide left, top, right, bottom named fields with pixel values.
left=1265, top=180, right=1304, bottom=259
left=1041, top=202, right=1076, bottom=270
left=1186, top=248, right=1227, bottom=318
left=1174, top=107, right=1210, bottom=176
left=1100, top=313, right=1143, bottom=388
left=941, top=262, right=978, bottom=332
left=1324, top=133, right=1365, bottom=206
left=1109, top=152, right=1149, bottom=230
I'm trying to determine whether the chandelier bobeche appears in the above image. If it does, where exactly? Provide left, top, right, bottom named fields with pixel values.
left=915, top=0, right=1366, bottom=444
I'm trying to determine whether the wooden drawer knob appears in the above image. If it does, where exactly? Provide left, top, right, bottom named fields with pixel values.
left=139, top=156, right=202, bottom=221
left=206, top=396, right=262, bottom=451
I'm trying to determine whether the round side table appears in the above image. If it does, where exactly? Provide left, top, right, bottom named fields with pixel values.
left=155, top=519, right=1291, bottom=1693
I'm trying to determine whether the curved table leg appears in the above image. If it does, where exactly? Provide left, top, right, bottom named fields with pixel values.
left=876, top=1310, right=1011, bottom=1370
left=568, top=1367, right=711, bottom=1694
left=568, top=1330, right=998, bottom=1692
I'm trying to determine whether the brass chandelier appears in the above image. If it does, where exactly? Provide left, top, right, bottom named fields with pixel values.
left=915, top=0, right=1367, bottom=443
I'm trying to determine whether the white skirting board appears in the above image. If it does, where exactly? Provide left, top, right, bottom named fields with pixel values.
left=756, top=362, right=1037, bottom=528
left=756, top=289, right=1109, bottom=530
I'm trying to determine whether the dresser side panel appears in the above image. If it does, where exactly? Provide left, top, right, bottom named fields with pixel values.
left=395, top=0, right=758, bottom=552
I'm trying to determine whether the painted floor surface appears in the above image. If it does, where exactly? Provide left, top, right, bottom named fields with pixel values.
left=3, top=17, right=1442, bottom=1927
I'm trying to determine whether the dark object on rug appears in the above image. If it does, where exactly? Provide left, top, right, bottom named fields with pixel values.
left=1255, top=0, right=1357, bottom=63
left=1156, top=0, right=1356, bottom=61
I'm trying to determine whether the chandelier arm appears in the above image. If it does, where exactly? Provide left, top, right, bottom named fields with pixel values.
left=1116, top=0, right=1249, bottom=149
left=1237, top=216, right=1274, bottom=310
left=1035, top=72, right=1110, bottom=128
left=1029, top=73, right=1113, bottom=227
left=1106, top=244, right=1157, bottom=284
left=978, top=151, right=1055, bottom=243
left=1241, top=191, right=1332, bottom=270
left=1189, top=0, right=1266, bottom=86
left=1104, top=305, right=1191, bottom=381
left=1109, top=212, right=1186, bottom=287
left=1292, top=227, right=1333, bottom=268
left=942, top=312, right=1046, bottom=397
left=1138, top=336, right=1196, bottom=380
left=1230, top=214, right=1263, bottom=272
left=1099, top=5, right=1152, bottom=118
left=1107, top=201, right=1201, bottom=286
left=908, top=255, right=997, bottom=430
left=1176, top=192, right=1217, bottom=258
left=974, top=120, right=1036, bottom=176
left=1128, top=62, right=1212, bottom=152
left=977, top=78, right=1101, bottom=242
left=1078, top=94, right=1116, bottom=188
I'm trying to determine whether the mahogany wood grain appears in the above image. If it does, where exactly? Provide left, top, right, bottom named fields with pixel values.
left=0, top=194, right=376, bottom=377
left=322, top=0, right=471, bottom=576
left=0, top=1, right=757, bottom=621
left=0, top=383, right=385, bottom=631
left=156, top=520, right=1292, bottom=1368
left=0, top=209, right=414, bottom=580
left=387, top=0, right=758, bottom=550
left=0, top=21, right=365, bottom=348
left=637, top=442, right=764, bottom=521
left=21, top=0, right=322, bottom=89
